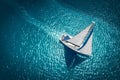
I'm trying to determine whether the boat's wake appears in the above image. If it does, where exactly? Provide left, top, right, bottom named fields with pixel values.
left=18, top=6, right=63, bottom=42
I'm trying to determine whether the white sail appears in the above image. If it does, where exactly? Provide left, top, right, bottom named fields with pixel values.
left=60, top=21, right=95, bottom=56
left=79, top=33, right=93, bottom=55
left=66, top=22, right=95, bottom=47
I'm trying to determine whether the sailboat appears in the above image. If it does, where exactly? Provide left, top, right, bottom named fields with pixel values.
left=60, top=21, right=95, bottom=57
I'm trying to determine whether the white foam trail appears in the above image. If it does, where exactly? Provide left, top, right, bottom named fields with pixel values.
left=18, top=7, right=63, bottom=41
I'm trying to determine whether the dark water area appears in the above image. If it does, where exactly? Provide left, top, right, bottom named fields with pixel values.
left=57, top=0, right=120, bottom=27
left=0, top=0, right=120, bottom=80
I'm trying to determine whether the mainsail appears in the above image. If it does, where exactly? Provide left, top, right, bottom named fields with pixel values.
left=66, top=21, right=95, bottom=47
left=79, top=33, right=93, bottom=55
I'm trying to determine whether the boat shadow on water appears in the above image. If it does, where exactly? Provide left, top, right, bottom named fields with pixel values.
left=64, top=46, right=88, bottom=70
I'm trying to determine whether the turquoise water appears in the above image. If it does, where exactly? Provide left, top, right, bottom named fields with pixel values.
left=0, top=0, right=120, bottom=80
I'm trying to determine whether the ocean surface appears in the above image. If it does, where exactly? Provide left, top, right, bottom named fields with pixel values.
left=0, top=0, right=120, bottom=80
